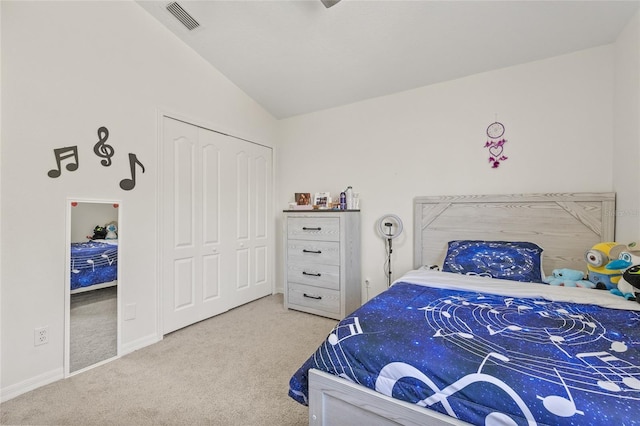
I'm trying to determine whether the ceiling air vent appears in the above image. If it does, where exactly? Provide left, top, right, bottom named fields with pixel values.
left=166, top=2, right=200, bottom=31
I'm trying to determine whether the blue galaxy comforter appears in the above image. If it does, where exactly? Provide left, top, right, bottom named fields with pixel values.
left=289, top=270, right=640, bottom=426
left=70, top=241, right=118, bottom=290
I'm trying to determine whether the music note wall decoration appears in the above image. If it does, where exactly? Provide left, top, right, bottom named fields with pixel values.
left=119, top=153, right=145, bottom=191
left=93, top=126, right=115, bottom=167
left=48, top=146, right=80, bottom=178
left=47, top=126, right=147, bottom=191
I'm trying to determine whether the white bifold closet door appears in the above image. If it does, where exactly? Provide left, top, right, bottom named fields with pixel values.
left=162, top=117, right=272, bottom=334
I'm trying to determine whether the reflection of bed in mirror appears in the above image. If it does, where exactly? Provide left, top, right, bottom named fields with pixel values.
left=69, top=202, right=119, bottom=295
left=70, top=239, right=118, bottom=294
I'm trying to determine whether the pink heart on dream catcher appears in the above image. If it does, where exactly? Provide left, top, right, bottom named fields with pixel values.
left=489, top=145, right=503, bottom=157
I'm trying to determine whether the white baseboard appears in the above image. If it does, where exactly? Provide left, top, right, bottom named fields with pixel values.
left=1, top=333, right=160, bottom=403
left=121, top=332, right=161, bottom=355
left=1, top=367, right=63, bottom=403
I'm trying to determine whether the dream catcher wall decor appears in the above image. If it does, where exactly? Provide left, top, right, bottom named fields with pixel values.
left=484, top=120, right=508, bottom=168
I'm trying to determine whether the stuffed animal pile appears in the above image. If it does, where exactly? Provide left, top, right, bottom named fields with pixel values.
left=87, top=222, right=118, bottom=241
left=542, top=241, right=640, bottom=303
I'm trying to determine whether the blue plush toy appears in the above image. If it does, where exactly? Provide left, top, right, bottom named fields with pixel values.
left=543, top=268, right=596, bottom=288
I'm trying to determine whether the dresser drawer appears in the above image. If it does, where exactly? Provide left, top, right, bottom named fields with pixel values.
left=284, top=211, right=361, bottom=320
left=287, top=217, right=340, bottom=241
left=287, top=240, right=340, bottom=266
left=287, top=283, right=341, bottom=314
left=287, top=262, right=340, bottom=290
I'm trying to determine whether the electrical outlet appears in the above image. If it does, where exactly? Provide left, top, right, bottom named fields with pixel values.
left=124, top=303, right=137, bottom=321
left=34, top=326, right=49, bottom=346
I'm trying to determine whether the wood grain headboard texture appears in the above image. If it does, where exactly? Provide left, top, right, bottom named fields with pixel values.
left=414, top=192, right=616, bottom=274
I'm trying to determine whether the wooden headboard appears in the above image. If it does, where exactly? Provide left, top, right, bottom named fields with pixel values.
left=413, top=192, right=616, bottom=274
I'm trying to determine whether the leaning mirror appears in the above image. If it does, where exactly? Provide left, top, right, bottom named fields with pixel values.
left=65, top=200, right=120, bottom=374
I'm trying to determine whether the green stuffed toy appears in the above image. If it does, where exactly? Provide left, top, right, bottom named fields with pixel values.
left=88, top=225, right=107, bottom=240
left=543, top=268, right=596, bottom=289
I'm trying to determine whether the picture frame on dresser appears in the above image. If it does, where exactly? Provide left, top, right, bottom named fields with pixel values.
left=283, top=210, right=361, bottom=320
left=313, top=192, right=331, bottom=208
left=295, top=192, right=311, bottom=205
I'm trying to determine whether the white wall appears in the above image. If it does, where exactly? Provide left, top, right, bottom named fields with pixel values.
left=613, top=11, right=640, bottom=243
left=0, top=0, right=4, bottom=404
left=0, top=1, right=277, bottom=400
left=277, top=45, right=616, bottom=300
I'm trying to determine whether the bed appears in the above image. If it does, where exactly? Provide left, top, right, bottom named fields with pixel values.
left=288, top=192, right=640, bottom=426
left=70, top=239, right=118, bottom=293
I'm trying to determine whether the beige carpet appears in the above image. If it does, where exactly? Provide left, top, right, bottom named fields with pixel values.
left=1, top=294, right=337, bottom=426
left=70, top=286, right=117, bottom=373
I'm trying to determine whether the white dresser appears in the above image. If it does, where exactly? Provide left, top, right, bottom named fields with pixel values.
left=284, top=210, right=361, bottom=320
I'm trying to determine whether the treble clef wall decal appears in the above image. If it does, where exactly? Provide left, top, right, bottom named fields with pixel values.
left=93, top=126, right=115, bottom=167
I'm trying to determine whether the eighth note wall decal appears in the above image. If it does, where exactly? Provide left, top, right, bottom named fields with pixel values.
left=119, top=153, right=145, bottom=191
left=47, top=126, right=146, bottom=191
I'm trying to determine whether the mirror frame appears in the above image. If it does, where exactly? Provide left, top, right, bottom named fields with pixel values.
left=64, top=197, right=122, bottom=377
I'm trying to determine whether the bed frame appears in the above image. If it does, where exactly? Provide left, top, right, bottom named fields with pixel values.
left=308, top=192, right=616, bottom=426
left=70, top=280, right=117, bottom=294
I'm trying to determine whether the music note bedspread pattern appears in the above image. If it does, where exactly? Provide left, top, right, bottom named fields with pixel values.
left=70, top=241, right=118, bottom=290
left=289, top=282, right=640, bottom=425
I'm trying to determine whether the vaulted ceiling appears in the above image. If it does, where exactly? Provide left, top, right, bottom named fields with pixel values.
left=137, top=1, right=640, bottom=119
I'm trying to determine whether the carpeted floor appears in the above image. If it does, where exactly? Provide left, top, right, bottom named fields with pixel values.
left=70, top=286, right=118, bottom=372
left=1, top=293, right=337, bottom=426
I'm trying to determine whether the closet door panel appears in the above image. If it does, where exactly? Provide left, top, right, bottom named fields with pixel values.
left=162, top=117, right=272, bottom=334
left=253, top=154, right=270, bottom=288
left=163, top=119, right=201, bottom=333
left=236, top=151, right=250, bottom=241
left=196, top=127, right=233, bottom=320
left=202, top=145, right=221, bottom=246
left=174, top=137, right=195, bottom=249
left=255, top=156, right=268, bottom=239
left=174, top=258, right=195, bottom=310
left=200, top=141, right=223, bottom=308
left=229, top=143, right=273, bottom=306
left=255, top=246, right=268, bottom=285
left=202, top=253, right=221, bottom=301
left=236, top=248, right=250, bottom=290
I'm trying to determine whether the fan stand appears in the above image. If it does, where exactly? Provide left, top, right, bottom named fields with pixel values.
left=376, top=214, right=403, bottom=287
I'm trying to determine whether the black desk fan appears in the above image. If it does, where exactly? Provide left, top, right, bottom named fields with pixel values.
left=376, top=214, right=403, bottom=287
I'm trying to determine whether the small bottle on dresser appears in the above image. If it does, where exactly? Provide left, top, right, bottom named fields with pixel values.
left=345, top=186, right=354, bottom=210
left=339, top=192, right=346, bottom=210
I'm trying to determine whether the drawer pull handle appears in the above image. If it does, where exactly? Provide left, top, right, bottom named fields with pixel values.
left=302, top=271, right=321, bottom=277
left=302, top=227, right=322, bottom=231
left=303, top=249, right=322, bottom=254
left=303, top=293, right=322, bottom=300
